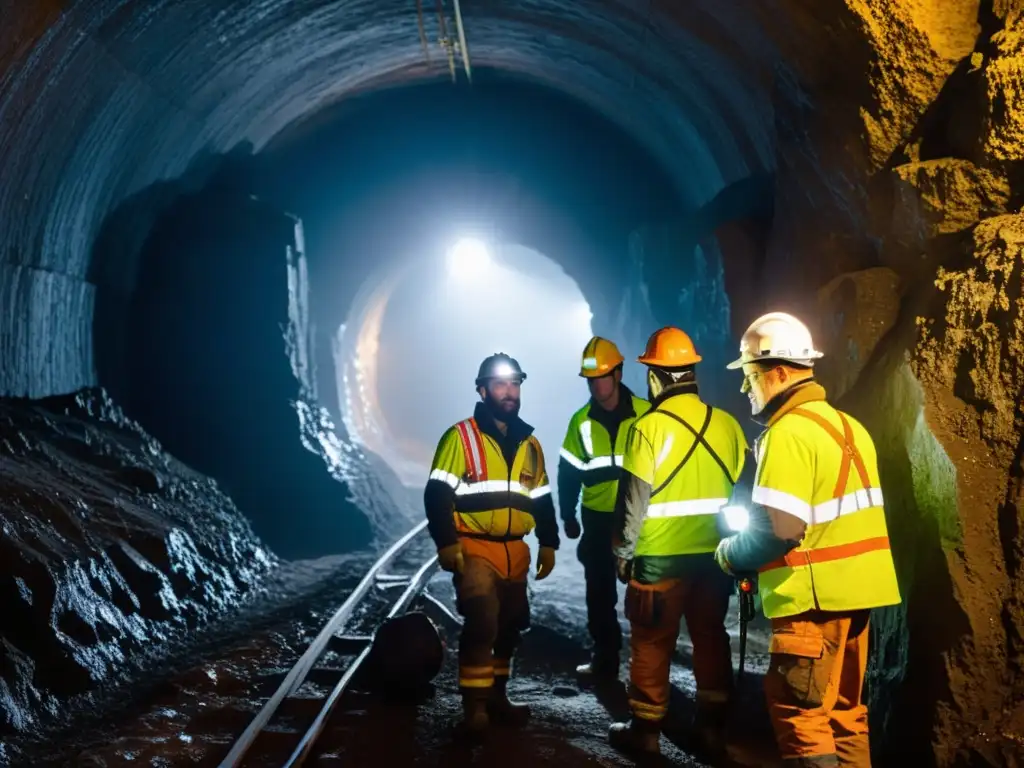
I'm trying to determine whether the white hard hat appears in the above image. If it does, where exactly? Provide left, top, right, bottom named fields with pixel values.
left=726, top=312, right=824, bottom=370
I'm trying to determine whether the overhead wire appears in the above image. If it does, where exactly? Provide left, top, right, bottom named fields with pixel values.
left=415, top=0, right=431, bottom=63
left=435, top=0, right=457, bottom=82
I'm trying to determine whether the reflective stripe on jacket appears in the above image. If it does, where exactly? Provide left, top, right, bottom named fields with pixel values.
left=428, top=414, right=551, bottom=542
left=559, top=392, right=650, bottom=512
left=622, top=392, right=747, bottom=557
left=754, top=399, right=901, bottom=618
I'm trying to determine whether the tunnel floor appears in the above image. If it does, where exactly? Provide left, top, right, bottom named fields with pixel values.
left=26, top=542, right=779, bottom=767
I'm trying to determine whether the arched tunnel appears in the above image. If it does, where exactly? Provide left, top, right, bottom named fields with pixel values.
left=2, top=2, right=1024, bottom=765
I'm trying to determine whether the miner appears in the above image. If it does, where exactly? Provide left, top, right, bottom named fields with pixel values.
left=715, top=311, right=902, bottom=766
left=557, top=336, right=650, bottom=678
left=609, top=327, right=748, bottom=759
left=423, top=352, right=560, bottom=737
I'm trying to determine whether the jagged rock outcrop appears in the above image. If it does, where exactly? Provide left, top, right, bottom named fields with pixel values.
left=0, top=389, right=275, bottom=747
left=712, top=6, right=1024, bottom=764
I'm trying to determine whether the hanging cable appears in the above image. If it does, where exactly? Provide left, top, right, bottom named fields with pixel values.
left=452, top=0, right=473, bottom=83
left=435, top=0, right=456, bottom=83
left=415, top=0, right=431, bottom=63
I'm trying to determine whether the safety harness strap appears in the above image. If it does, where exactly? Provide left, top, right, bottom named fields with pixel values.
left=790, top=408, right=871, bottom=499
left=652, top=405, right=734, bottom=497
left=456, top=418, right=488, bottom=483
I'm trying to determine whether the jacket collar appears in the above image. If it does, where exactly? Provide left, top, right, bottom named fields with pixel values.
left=652, top=381, right=699, bottom=410
left=757, top=380, right=827, bottom=427
left=473, top=401, right=534, bottom=444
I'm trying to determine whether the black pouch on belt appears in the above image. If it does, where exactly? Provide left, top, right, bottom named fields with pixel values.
left=624, top=583, right=664, bottom=627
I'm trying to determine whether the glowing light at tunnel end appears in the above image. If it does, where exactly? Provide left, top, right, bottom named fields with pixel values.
left=448, top=237, right=491, bottom=278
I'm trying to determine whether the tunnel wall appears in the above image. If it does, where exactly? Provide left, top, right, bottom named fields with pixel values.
left=0, top=1, right=775, bottom=401
left=100, top=181, right=411, bottom=559
left=5, top=1, right=1024, bottom=763
left=707, top=4, right=1024, bottom=764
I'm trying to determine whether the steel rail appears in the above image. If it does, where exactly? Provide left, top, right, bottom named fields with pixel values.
left=283, top=554, right=440, bottom=767
left=217, top=520, right=430, bottom=767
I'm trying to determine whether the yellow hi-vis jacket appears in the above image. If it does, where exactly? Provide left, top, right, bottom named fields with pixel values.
left=425, top=403, right=558, bottom=548
left=558, top=390, right=651, bottom=513
left=621, top=392, right=747, bottom=560
left=753, top=396, right=901, bottom=618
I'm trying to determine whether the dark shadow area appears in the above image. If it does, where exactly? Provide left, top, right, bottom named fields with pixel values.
left=103, top=169, right=372, bottom=559
left=836, top=286, right=974, bottom=764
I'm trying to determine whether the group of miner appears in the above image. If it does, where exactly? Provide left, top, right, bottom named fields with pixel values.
left=423, top=311, right=902, bottom=767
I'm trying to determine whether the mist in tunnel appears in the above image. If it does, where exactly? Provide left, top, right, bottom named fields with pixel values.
left=13, top=2, right=1024, bottom=760
left=337, top=239, right=597, bottom=499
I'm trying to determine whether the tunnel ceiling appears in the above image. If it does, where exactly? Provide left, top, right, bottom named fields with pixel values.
left=0, top=0, right=780, bottom=396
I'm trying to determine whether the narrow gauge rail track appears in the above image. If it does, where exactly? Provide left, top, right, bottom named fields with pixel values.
left=216, top=520, right=449, bottom=767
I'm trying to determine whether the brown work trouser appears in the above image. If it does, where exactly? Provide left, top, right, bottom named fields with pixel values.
left=453, top=542, right=530, bottom=696
left=624, top=570, right=733, bottom=724
left=765, top=609, right=871, bottom=766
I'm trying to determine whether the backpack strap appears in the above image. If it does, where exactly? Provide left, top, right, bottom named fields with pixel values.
left=789, top=408, right=871, bottom=498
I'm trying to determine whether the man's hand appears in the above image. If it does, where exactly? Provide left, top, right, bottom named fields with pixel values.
left=536, top=547, right=556, bottom=580
left=563, top=517, right=581, bottom=539
left=616, top=557, right=632, bottom=584
left=438, top=542, right=465, bottom=574
left=714, top=538, right=736, bottom=577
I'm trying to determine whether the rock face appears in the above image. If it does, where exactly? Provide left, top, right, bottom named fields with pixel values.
left=707, top=4, right=1024, bottom=764
left=0, top=389, right=275, bottom=752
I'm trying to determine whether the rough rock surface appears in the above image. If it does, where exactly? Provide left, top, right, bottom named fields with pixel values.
left=721, top=6, right=1024, bottom=764
left=911, top=214, right=1024, bottom=761
left=0, top=389, right=275, bottom=755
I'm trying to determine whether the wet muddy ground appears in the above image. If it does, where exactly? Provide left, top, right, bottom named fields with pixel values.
left=19, top=540, right=778, bottom=767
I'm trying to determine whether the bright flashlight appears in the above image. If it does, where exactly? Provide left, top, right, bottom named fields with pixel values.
left=448, top=237, right=490, bottom=277
left=722, top=505, right=750, bottom=533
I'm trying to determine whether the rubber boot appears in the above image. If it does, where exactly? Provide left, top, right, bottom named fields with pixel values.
left=608, top=717, right=661, bottom=755
left=689, top=723, right=728, bottom=764
left=487, top=676, right=531, bottom=725
left=454, top=689, right=490, bottom=738
left=689, top=707, right=729, bottom=764
left=575, top=651, right=619, bottom=679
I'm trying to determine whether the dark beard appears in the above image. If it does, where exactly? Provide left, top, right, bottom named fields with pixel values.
left=484, top=391, right=520, bottom=421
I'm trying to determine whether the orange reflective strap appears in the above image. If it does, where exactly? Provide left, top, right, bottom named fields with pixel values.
left=761, top=535, right=891, bottom=573
left=789, top=408, right=871, bottom=497
left=456, top=418, right=488, bottom=482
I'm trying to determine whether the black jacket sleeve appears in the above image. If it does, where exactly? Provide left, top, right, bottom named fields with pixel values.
left=723, top=504, right=799, bottom=573
left=423, top=479, right=459, bottom=550
left=533, top=493, right=560, bottom=550
left=556, top=456, right=584, bottom=522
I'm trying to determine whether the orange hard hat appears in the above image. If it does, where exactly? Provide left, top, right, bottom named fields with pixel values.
left=637, top=327, right=702, bottom=368
left=579, top=336, right=624, bottom=378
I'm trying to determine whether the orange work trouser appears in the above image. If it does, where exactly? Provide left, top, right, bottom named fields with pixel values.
left=765, top=609, right=871, bottom=766
left=453, top=539, right=531, bottom=695
left=624, top=569, right=734, bottom=724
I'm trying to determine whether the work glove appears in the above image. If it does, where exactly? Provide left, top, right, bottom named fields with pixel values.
left=616, top=557, right=632, bottom=585
left=536, top=546, right=556, bottom=580
left=714, top=538, right=736, bottom=577
left=563, top=517, right=581, bottom=540
left=437, top=542, right=465, bottom=574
